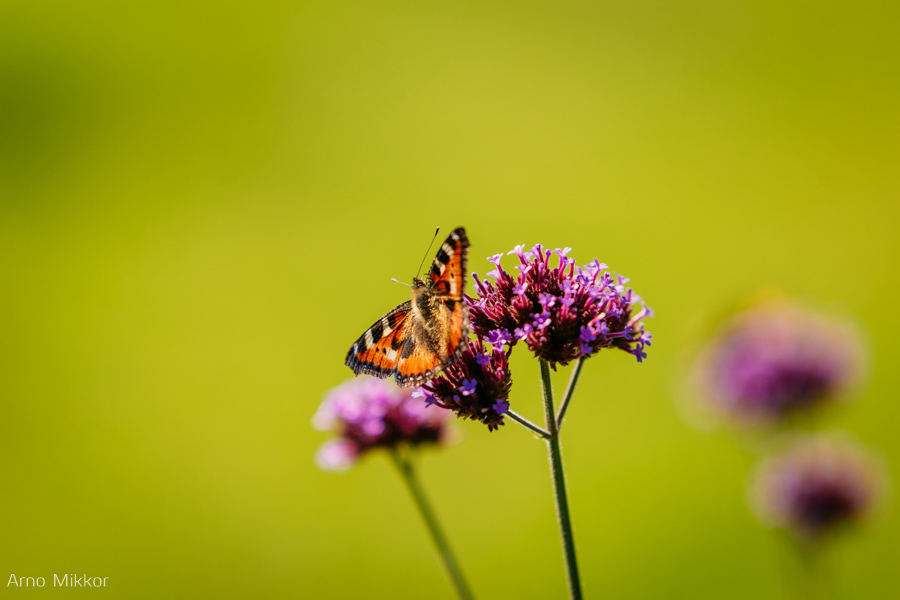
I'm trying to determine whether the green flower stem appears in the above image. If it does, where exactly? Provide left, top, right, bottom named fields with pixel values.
left=507, top=409, right=551, bottom=438
left=555, top=356, right=586, bottom=430
left=540, top=361, right=583, bottom=600
left=793, top=540, right=830, bottom=600
left=390, top=450, right=475, bottom=600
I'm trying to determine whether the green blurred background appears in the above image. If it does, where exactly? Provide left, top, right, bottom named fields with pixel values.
left=2, top=1, right=898, bottom=598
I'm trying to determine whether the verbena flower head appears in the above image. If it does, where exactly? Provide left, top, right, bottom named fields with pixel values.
left=313, top=376, right=451, bottom=471
left=469, top=245, right=652, bottom=367
left=692, top=301, right=864, bottom=427
left=421, top=336, right=512, bottom=432
left=750, top=435, right=884, bottom=541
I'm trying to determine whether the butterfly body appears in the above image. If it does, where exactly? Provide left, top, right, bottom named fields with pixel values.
left=345, top=228, right=469, bottom=387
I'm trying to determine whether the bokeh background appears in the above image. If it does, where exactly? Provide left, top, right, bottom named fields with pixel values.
left=2, top=1, right=898, bottom=598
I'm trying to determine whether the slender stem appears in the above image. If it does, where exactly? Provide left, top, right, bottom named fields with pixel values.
left=793, top=539, right=830, bottom=600
left=390, top=450, right=475, bottom=600
left=556, top=356, right=586, bottom=430
left=507, top=409, right=551, bottom=438
left=540, top=361, right=583, bottom=600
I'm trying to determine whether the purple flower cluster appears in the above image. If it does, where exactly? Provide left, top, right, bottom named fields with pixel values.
left=469, top=245, right=652, bottom=367
left=417, top=243, right=651, bottom=430
left=693, top=302, right=864, bottom=427
left=420, top=337, right=512, bottom=431
left=750, top=436, right=883, bottom=541
left=313, top=376, right=451, bottom=470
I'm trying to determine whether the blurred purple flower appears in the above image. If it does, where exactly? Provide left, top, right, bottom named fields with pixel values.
left=750, top=435, right=884, bottom=541
left=469, top=245, right=652, bottom=367
left=692, top=302, right=864, bottom=427
left=313, top=376, right=451, bottom=471
left=421, top=337, right=512, bottom=431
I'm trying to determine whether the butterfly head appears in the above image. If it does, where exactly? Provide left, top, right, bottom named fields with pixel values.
left=411, top=277, right=430, bottom=309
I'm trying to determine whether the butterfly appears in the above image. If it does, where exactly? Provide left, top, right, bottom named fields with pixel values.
left=345, top=227, right=470, bottom=387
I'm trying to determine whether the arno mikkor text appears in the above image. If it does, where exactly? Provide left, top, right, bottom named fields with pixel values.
left=8, top=574, right=109, bottom=588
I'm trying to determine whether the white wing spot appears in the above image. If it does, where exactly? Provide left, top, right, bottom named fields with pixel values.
left=364, top=330, right=374, bottom=347
left=381, top=317, right=393, bottom=336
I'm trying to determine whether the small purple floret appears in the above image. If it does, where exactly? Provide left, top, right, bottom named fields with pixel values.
left=482, top=328, right=513, bottom=349
left=579, top=325, right=596, bottom=343
left=533, top=312, right=552, bottom=330
left=492, top=399, right=510, bottom=415
left=514, top=323, right=533, bottom=340
left=507, top=245, right=526, bottom=262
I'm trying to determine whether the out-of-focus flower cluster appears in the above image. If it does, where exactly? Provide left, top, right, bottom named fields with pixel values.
left=313, top=376, right=451, bottom=471
left=750, top=435, right=883, bottom=541
left=683, top=296, right=886, bottom=553
left=692, top=302, right=864, bottom=427
left=469, top=245, right=653, bottom=367
left=420, top=337, right=512, bottom=432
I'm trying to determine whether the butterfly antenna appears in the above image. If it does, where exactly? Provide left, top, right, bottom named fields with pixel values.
left=415, top=227, right=441, bottom=279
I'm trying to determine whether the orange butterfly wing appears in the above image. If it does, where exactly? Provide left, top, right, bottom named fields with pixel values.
left=427, top=228, right=468, bottom=300
left=394, top=340, right=447, bottom=387
left=428, top=227, right=470, bottom=361
left=345, top=302, right=412, bottom=379
left=444, top=298, right=469, bottom=359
